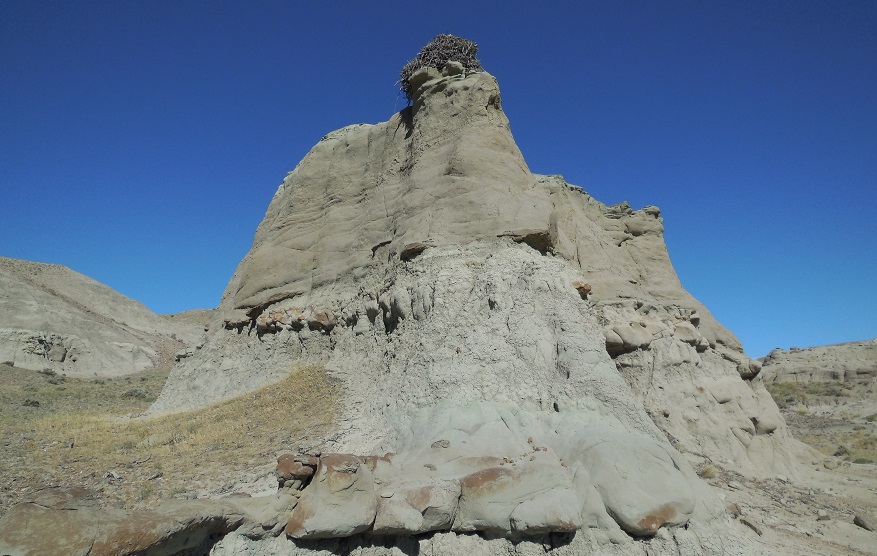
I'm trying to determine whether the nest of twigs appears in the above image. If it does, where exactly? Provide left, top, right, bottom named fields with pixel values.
left=399, top=34, right=483, bottom=102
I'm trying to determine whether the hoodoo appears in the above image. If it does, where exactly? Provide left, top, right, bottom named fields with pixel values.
left=148, top=36, right=803, bottom=554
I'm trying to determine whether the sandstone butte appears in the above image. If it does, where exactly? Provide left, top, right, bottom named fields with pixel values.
left=2, top=64, right=870, bottom=556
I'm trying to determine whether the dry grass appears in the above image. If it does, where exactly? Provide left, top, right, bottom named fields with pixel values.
left=765, top=380, right=849, bottom=408
left=798, top=428, right=877, bottom=465
left=764, top=378, right=877, bottom=464
left=160, top=308, right=215, bottom=328
left=399, top=34, right=483, bottom=101
left=0, top=363, right=339, bottom=515
left=697, top=463, right=718, bottom=479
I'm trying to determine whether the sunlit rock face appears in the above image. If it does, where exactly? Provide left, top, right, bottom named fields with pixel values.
left=151, top=68, right=799, bottom=553
left=761, top=339, right=877, bottom=384
left=223, top=70, right=549, bottom=322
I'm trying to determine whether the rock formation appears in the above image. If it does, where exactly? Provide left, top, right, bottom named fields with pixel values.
left=141, top=65, right=804, bottom=553
left=762, top=338, right=877, bottom=421
left=0, top=257, right=202, bottom=376
left=0, top=485, right=296, bottom=556
left=761, top=339, right=876, bottom=385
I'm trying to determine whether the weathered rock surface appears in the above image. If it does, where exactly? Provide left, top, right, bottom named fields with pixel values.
left=285, top=453, right=378, bottom=539
left=761, top=339, right=877, bottom=384
left=0, top=257, right=203, bottom=376
left=0, top=486, right=297, bottom=556
left=278, top=404, right=704, bottom=541
left=854, top=512, right=876, bottom=532
left=221, top=70, right=549, bottom=324
left=143, top=68, right=801, bottom=553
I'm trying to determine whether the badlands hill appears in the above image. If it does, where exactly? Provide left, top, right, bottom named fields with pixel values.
left=3, top=55, right=875, bottom=555
left=762, top=338, right=876, bottom=421
left=146, top=63, right=807, bottom=554
left=0, top=257, right=203, bottom=376
left=762, top=339, right=877, bottom=386
left=762, top=339, right=877, bottom=466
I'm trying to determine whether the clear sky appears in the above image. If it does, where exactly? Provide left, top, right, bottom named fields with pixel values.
left=1, top=1, right=875, bottom=358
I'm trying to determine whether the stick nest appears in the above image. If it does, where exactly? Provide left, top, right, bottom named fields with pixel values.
left=399, top=34, right=483, bottom=102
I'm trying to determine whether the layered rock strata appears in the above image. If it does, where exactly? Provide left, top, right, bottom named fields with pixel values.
left=761, top=339, right=876, bottom=384
left=0, top=257, right=202, bottom=376
left=278, top=407, right=699, bottom=541
left=761, top=338, right=877, bottom=420
left=149, top=67, right=800, bottom=552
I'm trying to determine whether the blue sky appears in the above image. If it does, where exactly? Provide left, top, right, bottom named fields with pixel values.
left=1, top=1, right=874, bottom=357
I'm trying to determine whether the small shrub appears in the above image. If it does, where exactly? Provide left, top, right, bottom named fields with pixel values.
left=139, top=483, right=154, bottom=500
left=697, top=463, right=718, bottom=479
left=22, top=399, right=40, bottom=407
left=122, top=388, right=149, bottom=399
left=399, top=34, right=483, bottom=101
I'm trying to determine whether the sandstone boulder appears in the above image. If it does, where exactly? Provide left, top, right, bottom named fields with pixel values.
left=285, top=454, right=377, bottom=539
left=373, top=479, right=461, bottom=534
left=576, top=430, right=695, bottom=536
left=452, top=452, right=581, bottom=534
left=271, top=402, right=705, bottom=540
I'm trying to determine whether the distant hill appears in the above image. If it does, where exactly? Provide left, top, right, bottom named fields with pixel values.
left=0, top=257, right=204, bottom=376
left=761, top=339, right=877, bottom=384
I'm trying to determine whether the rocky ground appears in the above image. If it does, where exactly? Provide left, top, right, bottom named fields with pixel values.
left=713, top=344, right=877, bottom=555
left=2, top=359, right=875, bottom=555
left=694, top=445, right=877, bottom=555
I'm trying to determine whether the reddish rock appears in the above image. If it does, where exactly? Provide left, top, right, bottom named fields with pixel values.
left=572, top=281, right=591, bottom=298
left=276, top=454, right=317, bottom=486
left=308, top=307, right=336, bottom=331
left=0, top=487, right=244, bottom=556
left=285, top=454, right=377, bottom=539
left=400, top=242, right=432, bottom=261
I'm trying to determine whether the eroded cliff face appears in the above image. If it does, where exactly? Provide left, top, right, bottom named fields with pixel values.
left=150, top=68, right=801, bottom=552
left=222, top=71, right=549, bottom=322
left=761, top=339, right=877, bottom=384
left=761, top=338, right=877, bottom=423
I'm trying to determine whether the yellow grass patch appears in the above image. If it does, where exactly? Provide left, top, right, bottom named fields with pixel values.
left=799, top=428, right=877, bottom=465
left=0, top=363, right=339, bottom=512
